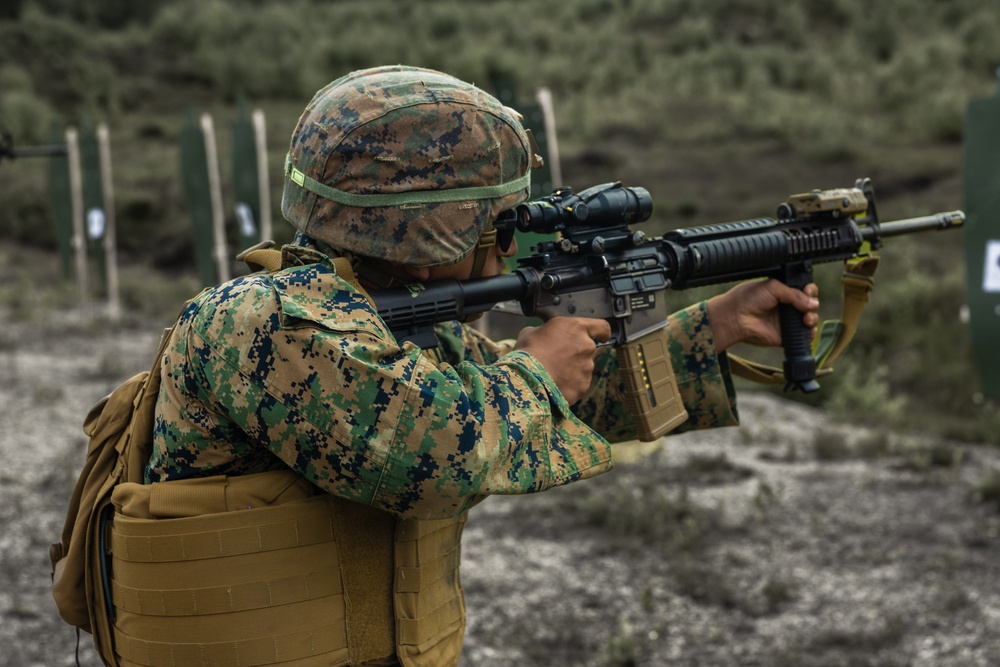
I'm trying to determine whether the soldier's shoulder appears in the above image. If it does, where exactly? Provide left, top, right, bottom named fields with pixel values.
left=274, top=262, right=386, bottom=335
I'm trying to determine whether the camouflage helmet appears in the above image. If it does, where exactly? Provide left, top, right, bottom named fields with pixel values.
left=281, top=65, right=533, bottom=268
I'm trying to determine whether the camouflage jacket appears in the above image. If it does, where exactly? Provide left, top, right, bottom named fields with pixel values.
left=146, top=236, right=738, bottom=519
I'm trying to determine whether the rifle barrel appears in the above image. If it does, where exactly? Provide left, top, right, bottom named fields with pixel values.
left=858, top=210, right=964, bottom=243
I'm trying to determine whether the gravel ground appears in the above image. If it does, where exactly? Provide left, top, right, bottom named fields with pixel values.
left=2, top=311, right=999, bottom=667
left=460, top=396, right=1000, bottom=666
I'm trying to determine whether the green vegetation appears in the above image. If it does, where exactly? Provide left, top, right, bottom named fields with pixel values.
left=972, top=470, right=1000, bottom=510
left=810, top=426, right=966, bottom=473
left=770, top=612, right=909, bottom=667
left=1, top=0, right=998, bottom=439
left=575, top=474, right=725, bottom=552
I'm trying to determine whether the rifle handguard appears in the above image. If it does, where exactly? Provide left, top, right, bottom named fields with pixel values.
left=616, top=327, right=689, bottom=442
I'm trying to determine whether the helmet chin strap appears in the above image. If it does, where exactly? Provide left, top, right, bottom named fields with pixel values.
left=469, top=221, right=497, bottom=280
left=458, top=222, right=499, bottom=324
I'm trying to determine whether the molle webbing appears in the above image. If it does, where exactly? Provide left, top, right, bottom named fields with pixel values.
left=394, top=517, right=466, bottom=666
left=113, top=620, right=347, bottom=667
left=109, top=472, right=352, bottom=667
left=108, top=470, right=470, bottom=667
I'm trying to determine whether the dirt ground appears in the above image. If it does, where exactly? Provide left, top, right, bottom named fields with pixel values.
left=2, top=309, right=999, bottom=667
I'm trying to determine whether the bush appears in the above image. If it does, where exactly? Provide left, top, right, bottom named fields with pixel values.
left=577, top=475, right=725, bottom=552
left=813, top=429, right=852, bottom=461
left=150, top=0, right=317, bottom=101
left=972, top=470, right=1000, bottom=511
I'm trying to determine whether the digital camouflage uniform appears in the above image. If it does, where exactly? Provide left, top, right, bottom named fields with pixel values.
left=147, top=232, right=739, bottom=510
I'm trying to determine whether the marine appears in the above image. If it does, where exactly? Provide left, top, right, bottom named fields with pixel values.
left=111, top=65, right=820, bottom=667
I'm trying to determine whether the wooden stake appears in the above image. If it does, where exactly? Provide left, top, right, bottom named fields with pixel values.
left=535, top=88, right=562, bottom=188
left=65, top=127, right=90, bottom=315
left=200, top=113, right=229, bottom=283
left=252, top=109, right=273, bottom=243
left=97, top=123, right=120, bottom=324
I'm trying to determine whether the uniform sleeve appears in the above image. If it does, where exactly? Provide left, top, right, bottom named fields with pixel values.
left=571, top=301, right=739, bottom=442
left=163, top=268, right=613, bottom=521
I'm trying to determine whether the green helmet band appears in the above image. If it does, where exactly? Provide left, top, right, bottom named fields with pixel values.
left=284, top=154, right=531, bottom=208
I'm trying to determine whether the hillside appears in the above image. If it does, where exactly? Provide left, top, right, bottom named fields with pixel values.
left=3, top=0, right=997, bottom=439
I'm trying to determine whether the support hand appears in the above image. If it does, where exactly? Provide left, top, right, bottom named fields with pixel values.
left=707, top=280, right=820, bottom=353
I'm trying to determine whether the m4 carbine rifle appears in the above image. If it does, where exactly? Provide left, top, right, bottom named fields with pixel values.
left=373, top=178, right=964, bottom=441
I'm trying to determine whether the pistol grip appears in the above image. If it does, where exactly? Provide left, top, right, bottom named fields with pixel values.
left=617, top=327, right=689, bottom=442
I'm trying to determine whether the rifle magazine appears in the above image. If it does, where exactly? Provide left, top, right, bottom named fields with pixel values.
left=617, top=328, right=689, bottom=442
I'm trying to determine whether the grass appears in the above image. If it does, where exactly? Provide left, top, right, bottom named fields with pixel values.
left=605, top=616, right=639, bottom=667
left=670, top=556, right=738, bottom=609
left=972, top=470, right=1000, bottom=511
left=855, top=431, right=893, bottom=459
left=0, top=244, right=80, bottom=316
left=576, top=476, right=726, bottom=552
left=813, top=429, right=853, bottom=461
left=894, top=441, right=965, bottom=472
left=0, top=237, right=200, bottom=331
left=669, top=452, right=754, bottom=485
left=544, top=449, right=799, bottom=618
left=760, top=576, right=797, bottom=614
left=808, top=426, right=965, bottom=473
left=931, top=583, right=973, bottom=614
left=768, top=613, right=909, bottom=667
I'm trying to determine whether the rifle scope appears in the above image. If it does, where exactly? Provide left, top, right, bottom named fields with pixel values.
left=511, top=182, right=653, bottom=235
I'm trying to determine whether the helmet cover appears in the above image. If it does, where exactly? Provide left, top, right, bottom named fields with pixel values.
left=281, top=65, right=532, bottom=267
